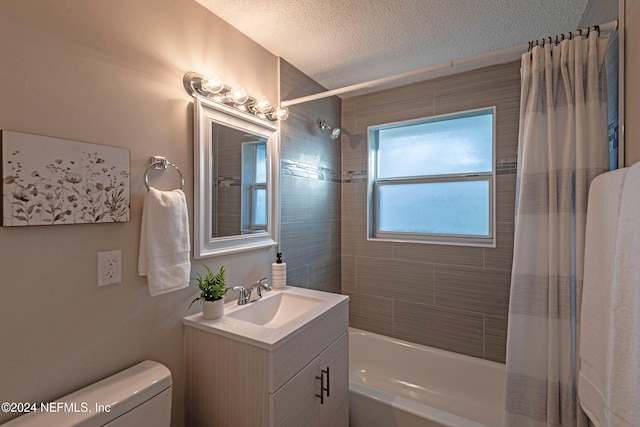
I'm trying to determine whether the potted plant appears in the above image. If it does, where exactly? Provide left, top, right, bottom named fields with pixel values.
left=189, top=265, right=229, bottom=320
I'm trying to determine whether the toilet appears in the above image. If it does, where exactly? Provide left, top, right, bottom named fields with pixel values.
left=1, top=360, right=172, bottom=427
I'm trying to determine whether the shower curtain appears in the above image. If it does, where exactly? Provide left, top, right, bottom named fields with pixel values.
left=504, top=30, right=610, bottom=426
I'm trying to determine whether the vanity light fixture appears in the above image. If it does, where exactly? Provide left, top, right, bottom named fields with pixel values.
left=183, top=71, right=289, bottom=122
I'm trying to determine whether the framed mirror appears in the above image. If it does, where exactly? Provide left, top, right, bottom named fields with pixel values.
left=193, top=96, right=279, bottom=258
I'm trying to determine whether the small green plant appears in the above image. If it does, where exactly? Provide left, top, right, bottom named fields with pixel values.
left=189, top=265, right=229, bottom=309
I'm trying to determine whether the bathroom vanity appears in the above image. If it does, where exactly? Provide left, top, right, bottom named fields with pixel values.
left=183, top=287, right=349, bottom=427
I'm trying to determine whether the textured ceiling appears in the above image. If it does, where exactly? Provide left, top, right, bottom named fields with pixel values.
left=194, top=0, right=589, bottom=97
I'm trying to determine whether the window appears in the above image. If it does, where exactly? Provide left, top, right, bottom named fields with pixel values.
left=368, top=107, right=495, bottom=246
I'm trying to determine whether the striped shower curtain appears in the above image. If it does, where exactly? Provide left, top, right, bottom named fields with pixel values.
left=504, top=30, right=610, bottom=426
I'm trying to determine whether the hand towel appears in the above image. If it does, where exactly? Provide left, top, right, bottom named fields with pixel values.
left=580, top=162, right=640, bottom=426
left=138, top=187, right=191, bottom=297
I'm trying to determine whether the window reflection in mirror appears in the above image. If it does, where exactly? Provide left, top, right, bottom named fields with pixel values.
left=242, top=141, right=267, bottom=233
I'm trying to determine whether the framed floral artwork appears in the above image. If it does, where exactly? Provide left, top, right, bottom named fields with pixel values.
left=1, top=130, right=130, bottom=226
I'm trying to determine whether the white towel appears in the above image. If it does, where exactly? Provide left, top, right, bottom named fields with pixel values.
left=138, top=187, right=191, bottom=297
left=579, top=162, right=640, bottom=426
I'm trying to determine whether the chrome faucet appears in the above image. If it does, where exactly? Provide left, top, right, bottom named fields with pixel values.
left=232, top=285, right=250, bottom=305
left=248, top=277, right=271, bottom=299
left=233, top=277, right=271, bottom=305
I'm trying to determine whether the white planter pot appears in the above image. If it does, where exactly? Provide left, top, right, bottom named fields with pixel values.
left=202, top=299, right=224, bottom=320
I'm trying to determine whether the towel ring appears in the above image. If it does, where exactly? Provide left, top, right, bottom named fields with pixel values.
left=144, top=156, right=184, bottom=191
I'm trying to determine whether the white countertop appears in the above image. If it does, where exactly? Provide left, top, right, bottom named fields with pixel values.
left=182, top=286, right=348, bottom=350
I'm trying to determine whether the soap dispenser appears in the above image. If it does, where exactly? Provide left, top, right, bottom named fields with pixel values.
left=272, top=252, right=286, bottom=289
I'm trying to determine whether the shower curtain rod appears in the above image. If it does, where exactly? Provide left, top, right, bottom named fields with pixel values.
left=280, top=19, right=618, bottom=107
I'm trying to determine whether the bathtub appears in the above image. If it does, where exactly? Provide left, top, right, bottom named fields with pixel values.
left=349, top=328, right=505, bottom=427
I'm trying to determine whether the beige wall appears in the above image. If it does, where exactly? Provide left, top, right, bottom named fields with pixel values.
left=0, top=1, right=278, bottom=425
left=625, top=0, right=640, bottom=164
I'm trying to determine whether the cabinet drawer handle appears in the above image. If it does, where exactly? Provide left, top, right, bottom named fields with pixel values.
left=315, top=372, right=325, bottom=404
left=325, top=366, right=330, bottom=397
left=316, top=367, right=330, bottom=404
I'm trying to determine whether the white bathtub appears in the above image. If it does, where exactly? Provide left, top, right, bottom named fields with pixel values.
left=349, top=328, right=505, bottom=427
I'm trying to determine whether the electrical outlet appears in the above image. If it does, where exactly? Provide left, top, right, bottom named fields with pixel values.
left=98, top=250, right=122, bottom=286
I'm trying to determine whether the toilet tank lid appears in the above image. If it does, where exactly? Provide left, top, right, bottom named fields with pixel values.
left=1, top=360, right=172, bottom=427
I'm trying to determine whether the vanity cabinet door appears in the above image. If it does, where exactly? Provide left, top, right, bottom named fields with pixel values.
left=271, top=332, right=349, bottom=427
left=272, top=358, right=319, bottom=427
left=318, top=332, right=349, bottom=427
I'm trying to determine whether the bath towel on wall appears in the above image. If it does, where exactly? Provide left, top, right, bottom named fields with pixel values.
left=138, top=187, right=191, bottom=296
left=579, top=162, right=640, bottom=426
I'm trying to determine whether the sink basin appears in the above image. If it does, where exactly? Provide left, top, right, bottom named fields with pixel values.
left=182, top=287, right=349, bottom=350
left=226, top=292, right=324, bottom=328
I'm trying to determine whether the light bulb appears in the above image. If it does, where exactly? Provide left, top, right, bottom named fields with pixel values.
left=228, top=86, right=248, bottom=104
left=273, top=106, right=289, bottom=121
left=199, top=74, right=223, bottom=94
left=253, top=96, right=273, bottom=114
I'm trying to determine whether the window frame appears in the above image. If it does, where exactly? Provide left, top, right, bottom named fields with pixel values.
left=367, top=106, right=497, bottom=247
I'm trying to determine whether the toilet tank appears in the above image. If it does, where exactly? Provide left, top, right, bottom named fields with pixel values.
left=1, top=360, right=172, bottom=427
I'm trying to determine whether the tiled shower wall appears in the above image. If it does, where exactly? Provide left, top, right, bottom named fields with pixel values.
left=215, top=128, right=244, bottom=237
left=341, top=61, right=520, bottom=363
left=279, top=59, right=342, bottom=293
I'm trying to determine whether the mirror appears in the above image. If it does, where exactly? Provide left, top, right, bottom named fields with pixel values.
left=193, top=96, right=279, bottom=258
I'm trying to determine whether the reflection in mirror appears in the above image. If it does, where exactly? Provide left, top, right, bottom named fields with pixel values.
left=194, top=96, right=279, bottom=258
left=242, top=140, right=267, bottom=233
left=212, top=122, right=268, bottom=237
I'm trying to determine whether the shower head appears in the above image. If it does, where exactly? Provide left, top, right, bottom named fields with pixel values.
left=319, top=120, right=341, bottom=140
